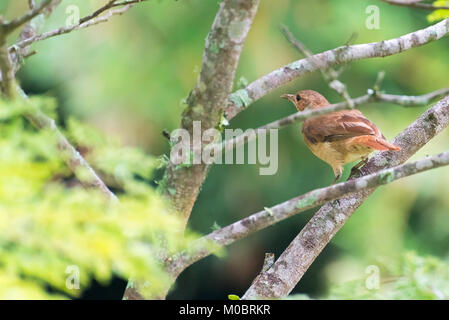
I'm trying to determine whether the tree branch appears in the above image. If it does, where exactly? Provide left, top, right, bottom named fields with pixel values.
left=242, top=94, right=449, bottom=299
left=382, top=0, right=449, bottom=10
left=123, top=0, right=261, bottom=300
left=225, top=18, right=449, bottom=120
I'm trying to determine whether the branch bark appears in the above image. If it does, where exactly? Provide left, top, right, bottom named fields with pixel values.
left=242, top=94, right=449, bottom=299
left=123, top=0, right=260, bottom=300
left=225, top=18, right=449, bottom=120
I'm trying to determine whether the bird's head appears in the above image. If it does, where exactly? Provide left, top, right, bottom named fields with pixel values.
left=281, top=90, right=329, bottom=111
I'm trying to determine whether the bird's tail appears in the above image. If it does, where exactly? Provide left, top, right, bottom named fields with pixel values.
left=353, top=135, right=401, bottom=151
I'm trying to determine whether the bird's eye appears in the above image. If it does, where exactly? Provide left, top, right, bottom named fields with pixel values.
left=296, top=94, right=302, bottom=101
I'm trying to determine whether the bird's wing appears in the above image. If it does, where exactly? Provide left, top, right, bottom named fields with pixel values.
left=302, top=110, right=382, bottom=143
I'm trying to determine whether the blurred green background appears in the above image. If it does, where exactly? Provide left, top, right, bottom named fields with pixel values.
left=3, top=0, right=449, bottom=299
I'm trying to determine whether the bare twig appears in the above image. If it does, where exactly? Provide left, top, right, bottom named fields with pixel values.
left=225, top=18, right=449, bottom=120
left=242, top=94, right=449, bottom=299
left=382, top=0, right=449, bottom=10
left=79, top=0, right=147, bottom=24
left=12, top=3, right=142, bottom=50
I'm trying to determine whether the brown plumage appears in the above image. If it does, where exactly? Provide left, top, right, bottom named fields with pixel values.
left=281, top=90, right=401, bottom=183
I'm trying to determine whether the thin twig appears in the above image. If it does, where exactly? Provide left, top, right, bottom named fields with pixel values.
left=79, top=0, right=147, bottom=24
left=123, top=0, right=261, bottom=300
left=12, top=4, right=139, bottom=50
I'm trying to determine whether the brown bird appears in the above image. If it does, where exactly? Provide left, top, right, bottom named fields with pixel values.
left=281, top=90, right=401, bottom=183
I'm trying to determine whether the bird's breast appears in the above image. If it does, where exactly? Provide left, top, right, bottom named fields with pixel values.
left=303, top=136, right=373, bottom=166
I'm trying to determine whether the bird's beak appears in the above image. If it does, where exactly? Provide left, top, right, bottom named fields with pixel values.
left=281, top=93, right=295, bottom=103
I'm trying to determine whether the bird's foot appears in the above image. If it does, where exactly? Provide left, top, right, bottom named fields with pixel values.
left=332, top=173, right=341, bottom=185
left=350, top=166, right=362, bottom=177
left=350, top=158, right=368, bottom=177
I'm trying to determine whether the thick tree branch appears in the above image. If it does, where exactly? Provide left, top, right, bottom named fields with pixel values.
left=242, top=94, right=449, bottom=299
left=225, top=18, right=449, bottom=120
left=123, top=0, right=260, bottom=300
left=382, top=0, right=449, bottom=10
left=161, top=0, right=260, bottom=222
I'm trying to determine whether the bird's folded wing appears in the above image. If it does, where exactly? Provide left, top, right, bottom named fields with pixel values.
left=302, top=110, right=381, bottom=143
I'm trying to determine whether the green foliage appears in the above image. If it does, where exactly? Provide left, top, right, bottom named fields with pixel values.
left=427, top=1, right=449, bottom=22
left=0, top=98, right=196, bottom=299
left=326, top=252, right=449, bottom=300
